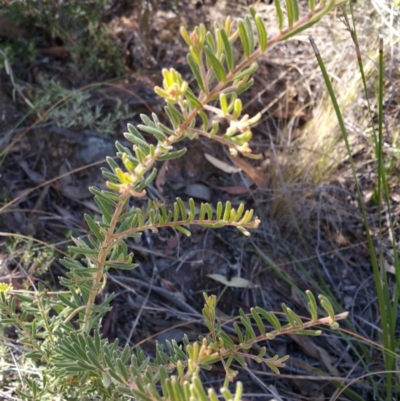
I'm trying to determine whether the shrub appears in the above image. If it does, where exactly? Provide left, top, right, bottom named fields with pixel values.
left=0, top=1, right=347, bottom=400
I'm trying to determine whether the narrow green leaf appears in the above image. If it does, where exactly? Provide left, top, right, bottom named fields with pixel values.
left=155, top=122, right=175, bottom=137
left=189, top=46, right=202, bottom=67
left=85, top=350, right=103, bottom=371
left=266, top=360, right=280, bottom=374
left=137, top=124, right=168, bottom=142
left=103, top=351, right=114, bottom=370
left=306, top=290, right=318, bottom=321
left=116, top=358, right=129, bottom=382
left=254, top=15, right=267, bottom=52
left=136, top=168, right=157, bottom=191
left=116, top=215, right=136, bottom=234
left=58, top=342, right=78, bottom=359
left=174, top=225, right=191, bottom=236
left=238, top=209, right=254, bottom=224
left=59, top=258, right=83, bottom=271
left=126, top=123, right=147, bottom=141
left=199, top=110, right=209, bottom=131
left=291, top=329, right=322, bottom=336
left=64, top=364, right=88, bottom=373
left=251, top=308, right=265, bottom=335
left=185, top=87, right=204, bottom=109
left=192, top=375, right=208, bottom=401
left=148, top=382, right=164, bottom=401
left=84, top=214, right=104, bottom=242
left=180, top=26, right=193, bottom=47
left=218, top=331, right=236, bottom=349
left=95, top=196, right=113, bottom=224
left=238, top=20, right=250, bottom=57
left=206, top=31, right=216, bottom=52
left=85, top=338, right=97, bottom=359
left=282, top=303, right=304, bottom=328
left=233, top=62, right=258, bottom=81
left=236, top=78, right=254, bottom=95
left=104, top=262, right=138, bottom=270
left=121, top=344, right=132, bottom=364
left=90, top=186, right=120, bottom=204
left=255, top=307, right=282, bottom=332
left=219, top=28, right=234, bottom=71
left=165, top=104, right=185, bottom=127
left=158, top=144, right=174, bottom=153
left=0, top=318, right=16, bottom=324
left=170, top=377, right=185, bottom=401
left=286, top=0, right=294, bottom=27
left=164, top=380, right=174, bottom=401
left=134, top=145, right=148, bottom=164
left=239, top=309, right=257, bottom=339
left=204, top=46, right=227, bottom=82
left=233, top=354, right=247, bottom=366
left=188, top=198, right=196, bottom=220
left=107, top=367, right=125, bottom=385
left=25, top=351, right=43, bottom=359
left=124, top=131, right=150, bottom=151
left=159, top=365, right=169, bottom=397
left=58, top=294, right=78, bottom=309
left=115, top=141, right=133, bottom=156
left=274, top=0, right=284, bottom=30
left=106, top=156, right=119, bottom=172
left=14, top=294, right=34, bottom=303
left=115, top=386, right=134, bottom=395
left=223, top=201, right=231, bottom=221
left=290, top=0, right=300, bottom=22
left=319, top=294, right=336, bottom=322
left=244, top=16, right=254, bottom=55
left=70, top=344, right=89, bottom=363
left=219, top=93, right=228, bottom=115
left=255, top=346, right=267, bottom=363
left=187, top=53, right=208, bottom=93
left=233, top=322, right=244, bottom=343
left=216, top=201, right=223, bottom=220
left=140, top=113, right=157, bottom=128
left=102, top=170, right=119, bottom=185
left=176, top=197, right=187, bottom=221
left=157, top=148, right=187, bottom=161
left=68, top=246, right=98, bottom=256
left=235, top=203, right=245, bottom=221
left=204, top=203, right=213, bottom=220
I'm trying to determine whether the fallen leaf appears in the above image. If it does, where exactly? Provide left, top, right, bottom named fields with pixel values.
left=290, top=334, right=340, bottom=376
left=184, top=183, right=212, bottom=201
left=290, top=334, right=319, bottom=358
left=207, top=274, right=254, bottom=288
left=384, top=260, right=396, bottom=275
left=228, top=155, right=266, bottom=187
left=292, top=378, right=324, bottom=398
left=316, top=345, right=340, bottom=376
left=17, top=159, right=44, bottom=184
left=164, top=232, right=181, bottom=255
left=210, top=185, right=250, bottom=195
left=205, top=153, right=241, bottom=173
left=39, top=46, right=69, bottom=59
left=156, top=161, right=169, bottom=194
left=160, top=278, right=186, bottom=301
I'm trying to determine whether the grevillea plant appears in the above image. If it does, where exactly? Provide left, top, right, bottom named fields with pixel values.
left=0, top=1, right=348, bottom=400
